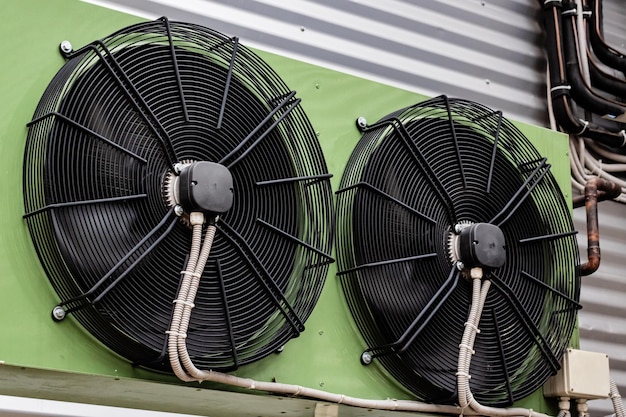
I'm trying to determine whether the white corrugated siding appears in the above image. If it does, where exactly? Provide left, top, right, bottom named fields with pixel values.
left=83, top=0, right=626, bottom=413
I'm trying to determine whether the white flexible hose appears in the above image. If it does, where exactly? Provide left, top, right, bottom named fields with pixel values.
left=457, top=272, right=483, bottom=409
left=576, top=136, right=586, bottom=170
left=168, top=215, right=204, bottom=382
left=568, top=135, right=626, bottom=203
left=545, top=47, right=626, bottom=204
left=574, top=0, right=591, bottom=84
left=587, top=139, right=626, bottom=163
left=168, top=217, right=554, bottom=416
left=178, top=222, right=216, bottom=378
left=582, top=143, right=626, bottom=177
left=167, top=215, right=467, bottom=414
left=570, top=137, right=588, bottom=191
left=610, top=379, right=626, bottom=417
left=583, top=154, right=626, bottom=186
left=547, top=64, right=558, bottom=131
left=456, top=269, right=552, bottom=417
left=568, top=128, right=626, bottom=204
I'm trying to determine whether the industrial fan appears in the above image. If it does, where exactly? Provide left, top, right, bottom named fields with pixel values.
left=23, top=18, right=334, bottom=372
left=337, top=96, right=580, bottom=406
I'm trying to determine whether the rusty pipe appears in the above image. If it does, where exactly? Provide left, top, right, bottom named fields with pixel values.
left=573, top=177, right=621, bottom=276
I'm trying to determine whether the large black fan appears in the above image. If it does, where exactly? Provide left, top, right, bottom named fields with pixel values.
left=23, top=18, right=333, bottom=371
left=337, top=96, right=580, bottom=406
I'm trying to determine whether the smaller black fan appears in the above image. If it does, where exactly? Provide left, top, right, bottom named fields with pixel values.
left=23, top=18, right=334, bottom=372
left=337, top=96, right=580, bottom=406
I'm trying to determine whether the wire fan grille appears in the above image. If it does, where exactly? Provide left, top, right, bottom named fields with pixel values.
left=23, top=18, right=333, bottom=371
left=337, top=96, right=580, bottom=406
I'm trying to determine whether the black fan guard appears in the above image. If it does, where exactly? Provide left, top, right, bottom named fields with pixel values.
left=23, top=18, right=334, bottom=372
left=336, top=96, right=581, bottom=406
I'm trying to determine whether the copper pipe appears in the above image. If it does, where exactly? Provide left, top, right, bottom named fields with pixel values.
left=573, top=177, right=621, bottom=276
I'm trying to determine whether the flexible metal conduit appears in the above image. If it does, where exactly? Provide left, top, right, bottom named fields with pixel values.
left=611, top=379, right=626, bottom=417
left=539, top=0, right=626, bottom=147
left=167, top=213, right=553, bottom=417
left=455, top=269, right=553, bottom=417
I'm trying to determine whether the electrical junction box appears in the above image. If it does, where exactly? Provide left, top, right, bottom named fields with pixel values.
left=544, top=348, right=610, bottom=399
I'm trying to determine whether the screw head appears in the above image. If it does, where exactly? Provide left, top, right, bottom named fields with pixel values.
left=456, top=261, right=465, bottom=271
left=59, top=40, right=73, bottom=54
left=51, top=306, right=66, bottom=321
left=356, top=116, right=367, bottom=130
left=361, top=351, right=373, bottom=365
left=174, top=205, right=184, bottom=216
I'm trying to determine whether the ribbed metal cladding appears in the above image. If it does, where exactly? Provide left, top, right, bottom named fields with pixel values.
left=83, top=0, right=626, bottom=412
left=575, top=200, right=626, bottom=416
left=83, top=0, right=548, bottom=126
left=602, top=0, right=626, bottom=50
left=577, top=0, right=626, bottom=415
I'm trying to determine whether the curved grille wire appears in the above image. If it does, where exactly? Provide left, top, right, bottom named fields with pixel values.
left=337, top=96, right=580, bottom=406
left=23, top=18, right=334, bottom=371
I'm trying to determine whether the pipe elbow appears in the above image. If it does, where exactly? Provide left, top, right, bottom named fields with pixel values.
left=577, top=177, right=621, bottom=276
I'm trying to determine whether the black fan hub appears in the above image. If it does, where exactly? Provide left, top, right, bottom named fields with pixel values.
left=178, top=161, right=233, bottom=215
left=458, top=223, right=506, bottom=269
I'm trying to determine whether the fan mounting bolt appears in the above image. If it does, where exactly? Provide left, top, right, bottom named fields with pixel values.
left=356, top=116, right=368, bottom=130
left=454, top=223, right=465, bottom=234
left=51, top=306, right=66, bottom=321
left=174, top=205, right=184, bottom=217
left=456, top=261, right=465, bottom=271
left=361, top=351, right=373, bottom=365
left=59, top=40, right=73, bottom=54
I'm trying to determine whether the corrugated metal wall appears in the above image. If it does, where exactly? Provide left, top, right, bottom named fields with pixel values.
left=575, top=1, right=626, bottom=415
left=85, top=0, right=548, bottom=125
left=575, top=201, right=626, bottom=416
left=85, top=0, right=626, bottom=413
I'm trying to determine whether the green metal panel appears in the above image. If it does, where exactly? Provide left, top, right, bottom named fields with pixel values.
left=0, top=0, right=572, bottom=414
left=0, top=0, right=164, bottom=383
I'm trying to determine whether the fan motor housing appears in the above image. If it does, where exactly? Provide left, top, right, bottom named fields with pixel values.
left=178, top=161, right=234, bottom=215
left=458, top=223, right=506, bottom=269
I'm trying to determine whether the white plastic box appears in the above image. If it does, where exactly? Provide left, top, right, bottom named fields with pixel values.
left=544, top=348, right=610, bottom=399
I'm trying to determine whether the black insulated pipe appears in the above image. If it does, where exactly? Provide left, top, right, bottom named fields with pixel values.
left=539, top=0, right=626, bottom=148
left=588, top=57, right=626, bottom=101
left=587, top=0, right=626, bottom=75
left=581, top=0, right=626, bottom=102
left=561, top=2, right=626, bottom=120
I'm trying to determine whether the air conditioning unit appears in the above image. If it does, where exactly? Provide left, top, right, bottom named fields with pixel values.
left=1, top=2, right=584, bottom=416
